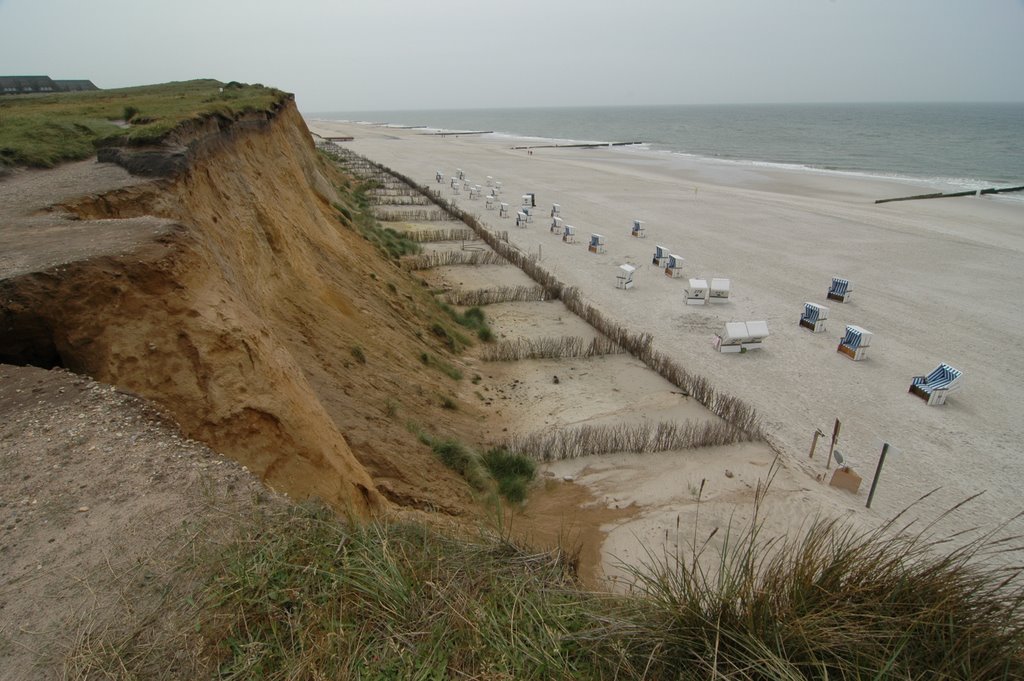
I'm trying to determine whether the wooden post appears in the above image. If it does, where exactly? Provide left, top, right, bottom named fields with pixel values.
left=808, top=429, right=824, bottom=459
left=826, top=419, right=841, bottom=470
left=866, top=442, right=889, bottom=509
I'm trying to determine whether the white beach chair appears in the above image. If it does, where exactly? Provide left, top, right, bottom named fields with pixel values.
left=686, top=278, right=708, bottom=305
left=516, top=211, right=528, bottom=227
left=709, top=278, right=731, bottom=302
left=631, top=220, right=646, bottom=238
left=551, top=216, right=564, bottom=234
left=664, top=254, right=684, bottom=278
left=588, top=234, right=606, bottom=254
left=562, top=225, right=576, bottom=243
left=522, top=193, right=536, bottom=208
left=837, top=324, right=872, bottom=361
left=828, top=277, right=853, bottom=303
left=456, top=168, right=464, bottom=180
left=551, top=203, right=561, bottom=217
left=494, top=181, right=502, bottom=194
left=485, top=196, right=495, bottom=209
left=798, top=302, right=829, bottom=333
left=486, top=176, right=494, bottom=187
left=909, top=363, right=963, bottom=406
left=469, top=186, right=481, bottom=199
left=713, top=321, right=770, bottom=353
left=499, top=202, right=509, bottom=218
left=616, top=264, right=637, bottom=290
left=435, top=170, right=444, bottom=183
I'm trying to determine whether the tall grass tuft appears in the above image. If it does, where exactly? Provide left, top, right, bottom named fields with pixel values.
left=202, top=503, right=587, bottom=680
left=481, top=447, right=537, bottom=503
left=589, top=484, right=1024, bottom=680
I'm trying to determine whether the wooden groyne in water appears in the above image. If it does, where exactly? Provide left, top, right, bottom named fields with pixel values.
left=876, top=184, right=1024, bottom=204
left=420, top=130, right=494, bottom=137
left=510, top=141, right=647, bottom=150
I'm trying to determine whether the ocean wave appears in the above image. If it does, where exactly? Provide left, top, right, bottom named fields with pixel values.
left=609, top=145, right=1022, bottom=199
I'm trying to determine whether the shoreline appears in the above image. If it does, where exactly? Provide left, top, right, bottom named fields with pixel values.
left=307, top=114, right=1024, bottom=202
left=309, top=118, right=1024, bottom=571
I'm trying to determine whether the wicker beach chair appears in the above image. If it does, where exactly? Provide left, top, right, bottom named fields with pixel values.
left=909, top=363, right=963, bottom=406
left=837, top=324, right=871, bottom=360
left=799, top=302, right=829, bottom=333
left=828, top=277, right=853, bottom=302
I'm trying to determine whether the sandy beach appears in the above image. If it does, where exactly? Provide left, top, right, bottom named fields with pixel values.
left=309, top=119, right=1024, bottom=572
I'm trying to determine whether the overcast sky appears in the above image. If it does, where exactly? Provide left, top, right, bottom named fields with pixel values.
left=2, top=0, right=1022, bottom=112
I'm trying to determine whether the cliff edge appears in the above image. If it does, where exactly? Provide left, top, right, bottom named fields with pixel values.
left=1, top=98, right=481, bottom=517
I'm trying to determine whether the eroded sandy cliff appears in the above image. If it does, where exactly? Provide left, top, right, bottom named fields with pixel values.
left=1, top=101, right=480, bottom=515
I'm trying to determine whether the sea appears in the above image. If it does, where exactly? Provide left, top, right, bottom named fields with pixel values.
left=312, top=103, right=1023, bottom=197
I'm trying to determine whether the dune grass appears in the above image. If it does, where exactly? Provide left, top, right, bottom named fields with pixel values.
left=0, top=79, right=287, bottom=169
left=70, top=493, right=1024, bottom=679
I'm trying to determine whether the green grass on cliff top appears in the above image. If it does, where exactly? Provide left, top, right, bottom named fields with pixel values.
left=0, top=79, right=288, bottom=169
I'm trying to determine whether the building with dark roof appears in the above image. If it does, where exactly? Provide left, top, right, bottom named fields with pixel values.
left=0, top=76, right=99, bottom=95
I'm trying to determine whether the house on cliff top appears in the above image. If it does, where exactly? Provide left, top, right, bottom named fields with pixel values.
left=0, top=76, right=99, bottom=94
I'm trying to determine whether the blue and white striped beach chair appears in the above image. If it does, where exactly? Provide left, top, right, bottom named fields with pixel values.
left=837, top=324, right=872, bottom=360
left=664, top=254, right=684, bottom=278
left=799, top=302, right=829, bottom=333
left=652, top=245, right=669, bottom=267
left=828, top=277, right=853, bottom=302
left=910, top=363, right=963, bottom=406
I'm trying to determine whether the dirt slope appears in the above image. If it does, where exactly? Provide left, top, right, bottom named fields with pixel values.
left=1, top=101, right=481, bottom=517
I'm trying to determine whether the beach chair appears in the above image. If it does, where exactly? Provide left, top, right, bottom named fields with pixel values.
left=522, top=193, right=536, bottom=208
left=494, top=181, right=502, bottom=194
left=551, top=216, right=564, bottom=234
left=516, top=211, right=528, bottom=227
left=456, top=168, right=464, bottom=180
left=664, top=254, right=684, bottom=278
left=485, top=196, right=495, bottom=210
left=435, top=170, right=444, bottom=183
left=588, top=234, right=606, bottom=254
left=521, top=206, right=533, bottom=222
left=909, top=363, right=963, bottom=406
left=686, top=278, right=708, bottom=305
left=562, top=225, right=576, bottom=243
left=486, top=176, right=494, bottom=187
left=551, top=203, right=561, bottom=217
left=451, top=182, right=461, bottom=195
left=837, top=325, right=872, bottom=361
left=713, top=321, right=769, bottom=353
left=616, top=264, right=636, bottom=290
left=469, top=186, right=481, bottom=199
left=709, top=278, right=731, bottom=303
left=799, top=302, right=829, bottom=333
left=652, top=245, right=669, bottom=267
left=450, top=177, right=459, bottom=189
left=828, top=277, right=853, bottom=303
left=499, top=202, right=509, bottom=218
left=631, top=220, right=646, bottom=238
